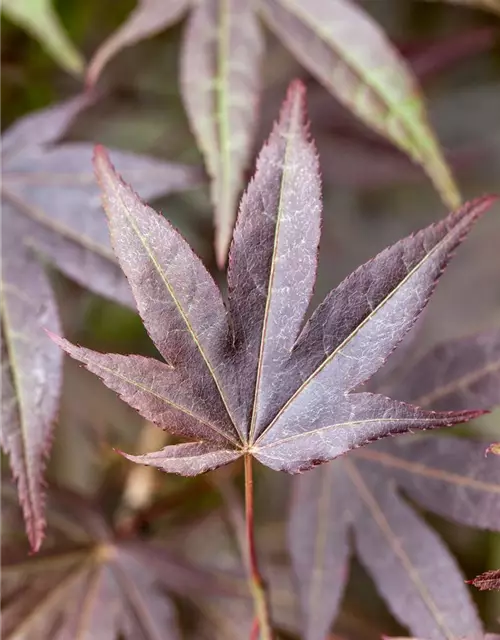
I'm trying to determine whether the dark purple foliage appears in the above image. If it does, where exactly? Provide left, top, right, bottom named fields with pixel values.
left=54, top=82, right=494, bottom=481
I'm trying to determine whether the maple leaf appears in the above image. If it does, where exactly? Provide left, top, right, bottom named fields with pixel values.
left=467, top=569, right=500, bottom=591
left=0, top=482, right=250, bottom=640
left=1, top=95, right=201, bottom=551
left=53, top=81, right=494, bottom=480
left=86, top=0, right=462, bottom=264
left=289, top=328, right=500, bottom=640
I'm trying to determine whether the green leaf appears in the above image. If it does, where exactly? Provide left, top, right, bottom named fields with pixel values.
left=260, top=0, right=462, bottom=210
left=2, top=0, right=84, bottom=76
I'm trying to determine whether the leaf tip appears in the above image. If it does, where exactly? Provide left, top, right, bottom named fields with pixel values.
left=280, top=78, right=308, bottom=124
left=286, top=78, right=307, bottom=99
left=215, top=232, right=230, bottom=270
left=45, top=329, right=66, bottom=350
left=93, top=144, right=111, bottom=167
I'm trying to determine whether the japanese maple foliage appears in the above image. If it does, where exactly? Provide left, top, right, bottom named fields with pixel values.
left=53, top=81, right=495, bottom=480
left=289, top=327, right=500, bottom=640
left=87, top=0, right=466, bottom=265
left=0, top=95, right=200, bottom=552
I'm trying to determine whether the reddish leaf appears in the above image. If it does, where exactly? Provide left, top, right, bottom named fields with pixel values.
left=1, top=236, right=61, bottom=553
left=404, top=28, right=498, bottom=83
left=122, top=442, right=242, bottom=476
left=467, top=569, right=500, bottom=591
left=227, top=80, right=322, bottom=440
left=1, top=96, right=201, bottom=550
left=86, top=0, right=190, bottom=86
left=54, top=82, right=493, bottom=478
left=288, top=462, right=353, bottom=640
left=387, top=329, right=500, bottom=411
left=0, top=483, right=235, bottom=640
left=348, top=459, right=482, bottom=640
left=289, top=328, right=500, bottom=639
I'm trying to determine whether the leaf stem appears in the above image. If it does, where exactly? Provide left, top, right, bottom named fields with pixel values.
left=244, top=454, right=273, bottom=640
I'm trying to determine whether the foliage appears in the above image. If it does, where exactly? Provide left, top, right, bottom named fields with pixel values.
left=1, top=0, right=84, bottom=75
left=1, top=96, right=200, bottom=550
left=289, top=328, right=500, bottom=640
left=1, top=481, right=252, bottom=639
left=54, top=83, right=491, bottom=481
left=2, top=1, right=500, bottom=638
left=86, top=0, right=466, bottom=265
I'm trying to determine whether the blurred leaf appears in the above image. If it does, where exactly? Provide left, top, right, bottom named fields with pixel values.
left=387, top=328, right=500, bottom=410
left=423, top=0, right=500, bottom=16
left=1, top=95, right=201, bottom=550
left=87, top=0, right=190, bottom=86
left=289, top=329, right=500, bottom=640
left=291, top=435, right=499, bottom=640
left=2, top=0, right=84, bottom=76
left=180, top=0, right=264, bottom=265
left=259, top=0, right=461, bottom=210
left=0, top=483, right=227, bottom=639
left=1, top=236, right=62, bottom=554
left=288, top=460, right=352, bottom=640
left=402, top=27, right=498, bottom=83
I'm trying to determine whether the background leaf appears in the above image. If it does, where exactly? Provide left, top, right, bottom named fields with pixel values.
left=2, top=0, right=84, bottom=75
left=348, top=458, right=483, bottom=640
left=1, top=97, right=201, bottom=549
left=289, top=327, right=500, bottom=639
left=1, top=226, right=62, bottom=552
left=180, top=0, right=264, bottom=265
left=0, top=484, right=201, bottom=639
left=87, top=0, right=190, bottom=86
left=423, top=0, right=500, bottom=16
left=387, top=329, right=500, bottom=410
left=259, top=0, right=461, bottom=209
left=288, top=462, right=354, bottom=640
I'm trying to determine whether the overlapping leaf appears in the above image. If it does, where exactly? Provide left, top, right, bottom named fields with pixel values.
left=180, top=0, right=264, bottom=265
left=86, top=0, right=190, bottom=87
left=289, top=328, right=500, bottom=640
left=86, top=0, right=462, bottom=263
left=54, top=82, right=493, bottom=481
left=1, top=96, right=201, bottom=551
left=424, top=0, right=500, bottom=16
left=259, top=0, right=461, bottom=210
left=0, top=483, right=242, bottom=640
